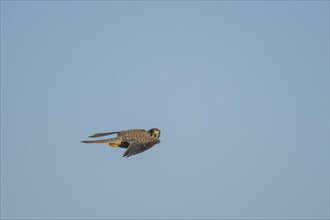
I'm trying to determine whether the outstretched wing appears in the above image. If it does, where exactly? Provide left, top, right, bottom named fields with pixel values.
left=81, top=138, right=115, bottom=144
left=89, top=131, right=122, bottom=138
left=123, top=139, right=160, bottom=157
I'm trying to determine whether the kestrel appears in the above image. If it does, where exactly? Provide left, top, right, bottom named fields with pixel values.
left=81, top=128, right=161, bottom=157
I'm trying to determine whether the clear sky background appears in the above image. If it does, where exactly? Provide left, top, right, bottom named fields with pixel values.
left=1, top=1, right=329, bottom=219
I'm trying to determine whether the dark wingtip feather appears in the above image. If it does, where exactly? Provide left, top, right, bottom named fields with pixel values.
left=89, top=132, right=118, bottom=138
left=123, top=152, right=131, bottom=158
left=89, top=135, right=98, bottom=138
left=89, top=134, right=104, bottom=138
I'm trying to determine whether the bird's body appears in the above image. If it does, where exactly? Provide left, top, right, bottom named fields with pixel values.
left=81, top=128, right=161, bottom=157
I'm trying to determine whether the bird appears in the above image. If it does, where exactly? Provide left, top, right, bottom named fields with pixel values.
left=81, top=128, right=161, bottom=157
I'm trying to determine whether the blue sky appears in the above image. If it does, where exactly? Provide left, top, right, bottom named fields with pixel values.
left=1, top=1, right=329, bottom=219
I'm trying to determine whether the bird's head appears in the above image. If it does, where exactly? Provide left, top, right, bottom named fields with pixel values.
left=148, top=128, right=161, bottom=139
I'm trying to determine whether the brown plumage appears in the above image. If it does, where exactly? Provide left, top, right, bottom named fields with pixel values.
left=81, top=128, right=161, bottom=157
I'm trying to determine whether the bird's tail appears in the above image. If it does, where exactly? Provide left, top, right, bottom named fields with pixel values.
left=81, top=138, right=116, bottom=144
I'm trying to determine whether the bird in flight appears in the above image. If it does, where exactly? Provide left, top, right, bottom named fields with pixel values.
left=81, top=128, right=161, bottom=157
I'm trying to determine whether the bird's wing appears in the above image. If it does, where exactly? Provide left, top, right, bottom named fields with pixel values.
left=89, top=129, right=145, bottom=138
left=81, top=138, right=115, bottom=144
left=88, top=131, right=122, bottom=138
left=123, top=139, right=160, bottom=157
